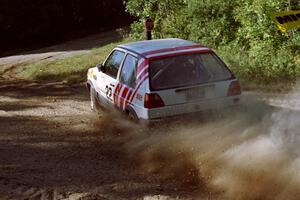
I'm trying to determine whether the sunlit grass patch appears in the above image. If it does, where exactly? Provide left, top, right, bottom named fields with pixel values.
left=19, top=38, right=132, bottom=83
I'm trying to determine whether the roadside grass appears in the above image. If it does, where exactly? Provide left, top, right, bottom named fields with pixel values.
left=19, top=38, right=132, bottom=84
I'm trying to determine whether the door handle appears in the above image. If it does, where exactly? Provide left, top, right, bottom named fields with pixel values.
left=110, top=83, right=115, bottom=87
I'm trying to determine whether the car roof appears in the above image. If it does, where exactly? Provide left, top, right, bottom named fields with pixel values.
left=117, top=38, right=208, bottom=57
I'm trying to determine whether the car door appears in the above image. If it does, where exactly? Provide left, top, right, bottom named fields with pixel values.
left=96, top=49, right=125, bottom=106
left=117, top=54, right=138, bottom=110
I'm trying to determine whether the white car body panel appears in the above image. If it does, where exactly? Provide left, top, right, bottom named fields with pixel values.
left=87, top=38, right=241, bottom=122
left=146, top=96, right=239, bottom=119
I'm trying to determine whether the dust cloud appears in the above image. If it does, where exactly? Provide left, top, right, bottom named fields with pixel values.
left=94, top=86, right=300, bottom=200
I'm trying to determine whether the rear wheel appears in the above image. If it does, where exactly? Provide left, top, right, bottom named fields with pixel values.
left=128, top=111, right=137, bottom=121
left=126, top=109, right=139, bottom=122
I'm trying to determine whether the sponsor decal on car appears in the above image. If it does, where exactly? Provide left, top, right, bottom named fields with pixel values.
left=136, top=93, right=143, bottom=101
left=88, top=69, right=97, bottom=80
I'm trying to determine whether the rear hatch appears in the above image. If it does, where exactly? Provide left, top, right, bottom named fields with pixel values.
left=148, top=51, right=239, bottom=106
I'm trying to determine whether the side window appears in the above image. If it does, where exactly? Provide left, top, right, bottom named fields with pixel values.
left=120, top=54, right=138, bottom=88
left=104, top=50, right=125, bottom=78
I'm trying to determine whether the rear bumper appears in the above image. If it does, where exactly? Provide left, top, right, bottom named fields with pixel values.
left=144, top=95, right=240, bottom=119
left=140, top=101, right=241, bottom=127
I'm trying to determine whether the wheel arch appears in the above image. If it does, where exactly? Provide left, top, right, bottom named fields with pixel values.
left=86, top=80, right=94, bottom=92
left=125, top=105, right=139, bottom=120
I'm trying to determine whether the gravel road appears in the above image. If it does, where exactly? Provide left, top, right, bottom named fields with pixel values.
left=0, top=32, right=198, bottom=200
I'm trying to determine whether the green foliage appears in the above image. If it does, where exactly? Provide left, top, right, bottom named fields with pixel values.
left=125, top=0, right=186, bottom=39
left=125, top=0, right=300, bottom=84
left=19, top=39, right=131, bottom=83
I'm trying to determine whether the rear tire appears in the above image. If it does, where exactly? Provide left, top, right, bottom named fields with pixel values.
left=126, top=108, right=139, bottom=123
left=128, top=111, right=137, bottom=121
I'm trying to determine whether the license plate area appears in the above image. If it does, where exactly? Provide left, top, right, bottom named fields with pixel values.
left=176, top=85, right=215, bottom=100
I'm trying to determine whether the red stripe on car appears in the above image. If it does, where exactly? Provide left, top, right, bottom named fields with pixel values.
left=116, top=84, right=124, bottom=107
left=120, top=86, right=129, bottom=109
left=124, top=89, right=133, bottom=110
left=148, top=49, right=211, bottom=61
left=113, top=83, right=120, bottom=105
left=143, top=45, right=205, bottom=56
left=137, top=65, right=149, bottom=83
left=136, top=59, right=149, bottom=76
left=129, top=74, right=149, bottom=103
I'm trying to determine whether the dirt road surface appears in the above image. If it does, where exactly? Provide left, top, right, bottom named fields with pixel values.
left=1, top=32, right=300, bottom=200
left=0, top=32, right=199, bottom=200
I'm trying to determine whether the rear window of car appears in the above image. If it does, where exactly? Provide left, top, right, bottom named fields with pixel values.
left=149, top=52, right=233, bottom=90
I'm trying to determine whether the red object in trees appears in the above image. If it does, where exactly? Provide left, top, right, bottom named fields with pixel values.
left=145, top=17, right=154, bottom=31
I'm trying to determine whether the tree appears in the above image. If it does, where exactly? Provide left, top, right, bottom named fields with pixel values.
left=125, top=0, right=300, bottom=83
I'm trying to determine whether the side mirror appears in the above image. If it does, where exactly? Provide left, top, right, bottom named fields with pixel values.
left=96, top=63, right=105, bottom=72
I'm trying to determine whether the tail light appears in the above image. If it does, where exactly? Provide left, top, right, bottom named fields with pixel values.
left=228, top=80, right=241, bottom=96
left=144, top=93, right=165, bottom=109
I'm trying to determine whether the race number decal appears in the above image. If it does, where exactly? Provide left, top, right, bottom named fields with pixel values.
left=105, top=85, right=112, bottom=99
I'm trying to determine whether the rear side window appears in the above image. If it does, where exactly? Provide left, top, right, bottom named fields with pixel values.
left=120, top=54, right=138, bottom=88
left=149, top=52, right=232, bottom=90
left=104, top=50, right=125, bottom=78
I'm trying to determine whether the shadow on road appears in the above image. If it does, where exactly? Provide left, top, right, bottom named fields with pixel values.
left=0, top=112, right=198, bottom=199
left=0, top=80, right=89, bottom=99
left=0, top=75, right=199, bottom=199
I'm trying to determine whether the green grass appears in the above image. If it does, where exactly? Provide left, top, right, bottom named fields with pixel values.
left=19, top=38, right=132, bottom=84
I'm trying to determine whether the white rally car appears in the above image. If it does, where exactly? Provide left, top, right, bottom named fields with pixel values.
left=87, top=38, right=241, bottom=122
